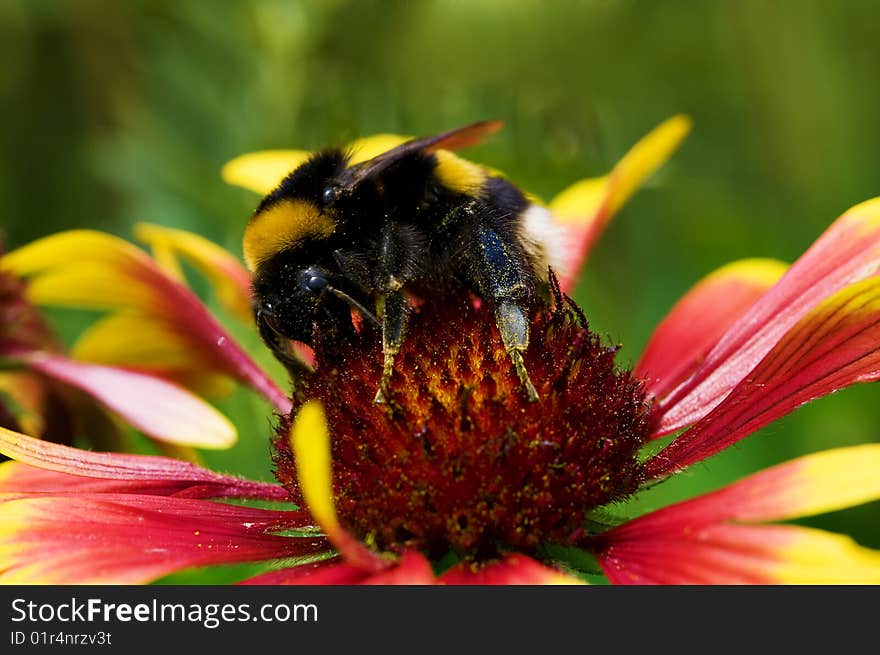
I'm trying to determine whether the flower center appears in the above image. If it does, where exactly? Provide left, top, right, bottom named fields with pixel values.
left=273, top=293, right=651, bottom=561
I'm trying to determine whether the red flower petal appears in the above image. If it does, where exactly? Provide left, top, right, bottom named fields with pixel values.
left=650, top=444, right=880, bottom=529
left=362, top=552, right=436, bottom=584
left=6, top=349, right=238, bottom=449
left=440, top=554, right=583, bottom=585
left=654, top=197, right=880, bottom=436
left=133, top=223, right=253, bottom=323
left=0, top=428, right=289, bottom=500
left=0, top=462, right=218, bottom=498
left=0, top=493, right=325, bottom=584
left=646, top=278, right=880, bottom=476
left=636, top=259, right=787, bottom=401
left=241, top=551, right=436, bottom=585
left=2, top=230, right=290, bottom=414
left=239, top=559, right=366, bottom=585
left=600, top=512, right=880, bottom=586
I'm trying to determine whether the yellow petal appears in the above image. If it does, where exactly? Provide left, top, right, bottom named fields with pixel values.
left=547, top=176, right=608, bottom=226
left=547, top=116, right=691, bottom=293
left=221, top=134, right=413, bottom=197
left=1, top=230, right=167, bottom=312
left=1, top=230, right=152, bottom=277
left=24, top=265, right=159, bottom=311
left=72, top=313, right=196, bottom=367
left=347, top=133, right=410, bottom=164
left=550, top=114, right=691, bottom=225
left=752, top=444, right=880, bottom=522
left=142, top=239, right=186, bottom=284
left=605, top=114, right=692, bottom=216
left=290, top=401, right=338, bottom=535
left=221, top=149, right=311, bottom=195
left=772, top=526, right=880, bottom=584
left=134, top=223, right=253, bottom=322
left=289, top=401, right=385, bottom=570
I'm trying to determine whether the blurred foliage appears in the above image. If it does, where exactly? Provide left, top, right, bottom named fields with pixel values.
left=1, top=0, right=879, bottom=581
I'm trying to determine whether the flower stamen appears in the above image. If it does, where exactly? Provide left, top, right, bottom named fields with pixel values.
left=274, top=291, right=652, bottom=562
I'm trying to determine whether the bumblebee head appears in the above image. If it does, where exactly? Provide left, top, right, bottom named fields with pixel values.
left=245, top=149, right=356, bottom=346
left=252, top=254, right=349, bottom=346
left=242, top=149, right=349, bottom=273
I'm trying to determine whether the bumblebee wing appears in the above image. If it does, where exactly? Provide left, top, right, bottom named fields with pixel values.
left=337, top=120, right=503, bottom=190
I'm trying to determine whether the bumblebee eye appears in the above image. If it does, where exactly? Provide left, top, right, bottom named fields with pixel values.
left=322, top=186, right=336, bottom=205
left=300, top=267, right=329, bottom=295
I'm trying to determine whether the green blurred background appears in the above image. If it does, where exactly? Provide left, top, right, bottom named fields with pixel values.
left=2, top=0, right=878, bottom=581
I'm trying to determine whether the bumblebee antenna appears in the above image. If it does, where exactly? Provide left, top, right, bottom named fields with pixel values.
left=325, top=286, right=382, bottom=328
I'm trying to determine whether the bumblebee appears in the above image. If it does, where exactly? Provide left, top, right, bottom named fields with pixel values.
left=244, top=121, right=567, bottom=402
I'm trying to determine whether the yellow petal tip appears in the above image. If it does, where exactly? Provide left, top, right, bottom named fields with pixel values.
left=290, top=401, right=338, bottom=534
left=221, top=150, right=311, bottom=195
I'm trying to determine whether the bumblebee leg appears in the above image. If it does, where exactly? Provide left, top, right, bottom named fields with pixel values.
left=373, top=223, right=419, bottom=404
left=495, top=300, right=539, bottom=402
left=374, top=287, right=409, bottom=404
left=473, top=224, right=539, bottom=402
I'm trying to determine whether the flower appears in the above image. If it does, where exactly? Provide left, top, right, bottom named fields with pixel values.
left=0, top=259, right=239, bottom=450
left=1, top=117, right=879, bottom=584
left=1, top=227, right=290, bottom=415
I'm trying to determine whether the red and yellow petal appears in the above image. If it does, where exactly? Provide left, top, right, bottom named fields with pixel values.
left=74, top=310, right=287, bottom=412
left=598, top=445, right=880, bottom=584
left=71, top=313, right=236, bottom=397
left=240, top=551, right=436, bottom=585
left=0, top=493, right=325, bottom=584
left=2, top=230, right=184, bottom=319
left=647, top=278, right=880, bottom=476
left=239, top=559, right=367, bottom=585
left=133, top=223, right=253, bottom=323
left=599, top=524, right=880, bottom=585
left=3, top=230, right=290, bottom=414
left=440, top=554, right=585, bottom=585
left=1, top=231, right=170, bottom=313
left=0, top=427, right=289, bottom=500
left=361, top=551, right=436, bottom=584
left=655, top=197, right=880, bottom=435
left=636, top=258, right=787, bottom=401
left=548, top=115, right=691, bottom=291
left=10, top=350, right=237, bottom=449
left=2, top=230, right=149, bottom=278
left=0, top=461, right=246, bottom=499
left=646, top=444, right=880, bottom=527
